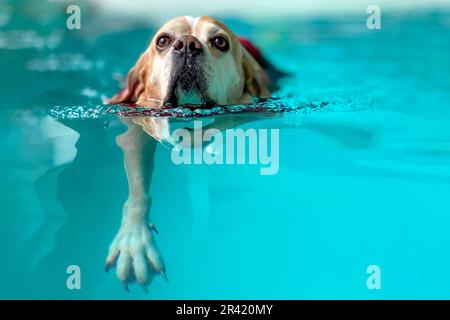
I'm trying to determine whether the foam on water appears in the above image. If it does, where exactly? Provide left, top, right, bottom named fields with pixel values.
left=49, top=98, right=331, bottom=120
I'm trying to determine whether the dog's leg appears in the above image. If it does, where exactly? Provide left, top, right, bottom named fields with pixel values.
left=105, top=120, right=165, bottom=289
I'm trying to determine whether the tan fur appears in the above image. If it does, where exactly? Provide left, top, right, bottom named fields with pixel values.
left=107, top=16, right=270, bottom=107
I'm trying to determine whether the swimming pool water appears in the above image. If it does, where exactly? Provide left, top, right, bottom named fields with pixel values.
left=1, top=1, right=450, bottom=299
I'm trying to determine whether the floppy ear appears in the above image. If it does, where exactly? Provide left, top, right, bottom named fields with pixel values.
left=241, top=48, right=271, bottom=99
left=106, top=52, right=154, bottom=105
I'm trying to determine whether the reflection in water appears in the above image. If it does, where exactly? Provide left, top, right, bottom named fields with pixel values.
left=24, top=117, right=126, bottom=298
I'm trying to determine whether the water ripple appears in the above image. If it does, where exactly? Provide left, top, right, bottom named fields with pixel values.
left=49, top=98, right=331, bottom=120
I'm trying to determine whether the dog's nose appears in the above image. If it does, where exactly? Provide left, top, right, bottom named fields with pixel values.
left=173, top=35, right=203, bottom=56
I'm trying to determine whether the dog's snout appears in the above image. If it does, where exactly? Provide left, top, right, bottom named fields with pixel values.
left=173, top=35, right=203, bottom=56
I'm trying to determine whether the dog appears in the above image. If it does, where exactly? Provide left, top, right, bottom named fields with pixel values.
left=105, top=16, right=282, bottom=290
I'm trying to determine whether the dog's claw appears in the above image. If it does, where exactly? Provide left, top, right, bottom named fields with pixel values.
left=160, top=270, right=168, bottom=282
left=107, top=222, right=165, bottom=290
left=123, top=282, right=130, bottom=292
left=149, top=223, right=159, bottom=234
left=105, top=261, right=114, bottom=273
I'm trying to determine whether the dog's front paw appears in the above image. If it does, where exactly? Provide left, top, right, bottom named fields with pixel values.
left=105, top=222, right=166, bottom=289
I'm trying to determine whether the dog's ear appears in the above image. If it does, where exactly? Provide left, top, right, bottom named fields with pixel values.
left=241, top=47, right=270, bottom=98
left=106, top=52, right=154, bottom=104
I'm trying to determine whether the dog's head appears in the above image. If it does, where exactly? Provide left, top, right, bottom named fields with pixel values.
left=108, top=16, right=270, bottom=107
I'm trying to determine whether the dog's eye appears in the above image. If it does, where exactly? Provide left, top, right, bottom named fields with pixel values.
left=211, top=36, right=229, bottom=51
left=157, top=36, right=171, bottom=49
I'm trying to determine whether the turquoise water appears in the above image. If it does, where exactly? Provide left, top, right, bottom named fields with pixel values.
left=2, top=1, right=450, bottom=299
